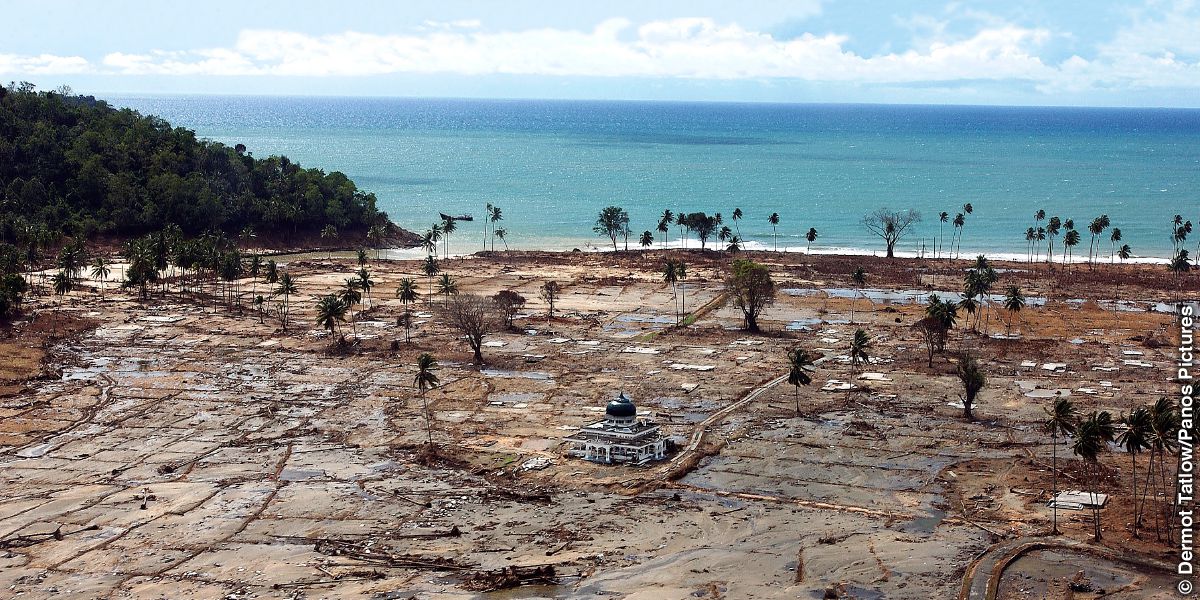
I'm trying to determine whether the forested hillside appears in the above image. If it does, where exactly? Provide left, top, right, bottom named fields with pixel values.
left=0, top=82, right=387, bottom=241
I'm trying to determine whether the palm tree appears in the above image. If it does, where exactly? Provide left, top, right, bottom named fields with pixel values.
left=483, top=202, right=493, bottom=252
left=1046, top=216, right=1061, bottom=265
left=717, top=226, right=732, bottom=251
left=367, top=224, right=386, bottom=260
left=1044, top=396, right=1078, bottom=535
left=848, top=329, right=871, bottom=399
left=726, top=236, right=742, bottom=253
left=422, top=255, right=439, bottom=305
left=663, top=261, right=679, bottom=324
left=315, top=294, right=348, bottom=344
left=396, top=278, right=419, bottom=343
left=437, top=273, right=458, bottom=301
left=787, top=348, right=815, bottom=416
left=441, top=215, right=457, bottom=259
left=768, top=212, right=780, bottom=251
left=320, top=224, right=338, bottom=259
left=676, top=261, right=687, bottom=319
left=275, top=272, right=297, bottom=331
left=421, top=230, right=437, bottom=256
left=264, top=260, right=278, bottom=287
left=1145, top=398, right=1181, bottom=541
left=413, top=353, right=440, bottom=446
left=1073, top=411, right=1116, bottom=541
left=1035, top=227, right=1046, bottom=263
left=951, top=213, right=965, bottom=259
left=1109, top=227, right=1122, bottom=264
left=357, top=248, right=369, bottom=267
left=1003, top=285, right=1025, bottom=335
left=731, top=207, right=743, bottom=239
left=805, top=228, right=818, bottom=254
left=1063, top=229, right=1081, bottom=268
left=657, top=211, right=672, bottom=250
left=494, top=228, right=509, bottom=251
left=341, top=278, right=362, bottom=340
left=1119, top=406, right=1153, bottom=537
left=1118, top=244, right=1132, bottom=263
left=640, top=231, right=654, bottom=249
left=90, top=257, right=111, bottom=297
left=938, top=211, right=948, bottom=259
left=850, top=267, right=866, bottom=323
left=1087, top=216, right=1108, bottom=267
left=357, top=268, right=374, bottom=308
left=248, top=254, right=262, bottom=306
left=1024, top=227, right=1036, bottom=262
left=955, top=353, right=985, bottom=420
left=489, top=205, right=503, bottom=252
left=428, top=223, right=443, bottom=257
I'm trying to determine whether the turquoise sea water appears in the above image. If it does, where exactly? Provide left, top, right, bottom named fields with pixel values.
left=110, top=96, right=1199, bottom=259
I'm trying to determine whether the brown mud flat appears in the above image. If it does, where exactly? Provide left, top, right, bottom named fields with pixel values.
left=0, top=249, right=1185, bottom=599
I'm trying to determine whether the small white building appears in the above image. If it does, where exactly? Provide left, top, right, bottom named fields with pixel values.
left=564, top=394, right=667, bottom=465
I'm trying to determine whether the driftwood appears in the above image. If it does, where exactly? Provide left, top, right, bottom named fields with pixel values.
left=461, top=565, right=558, bottom=591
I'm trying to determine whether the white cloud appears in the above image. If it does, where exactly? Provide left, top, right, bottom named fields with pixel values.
left=0, top=53, right=90, bottom=75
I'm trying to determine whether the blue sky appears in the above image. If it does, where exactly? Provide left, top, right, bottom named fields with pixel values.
left=4, top=0, right=1200, bottom=106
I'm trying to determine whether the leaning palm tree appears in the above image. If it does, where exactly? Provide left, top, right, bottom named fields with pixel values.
left=1118, top=244, right=1132, bottom=264
left=1119, top=406, right=1153, bottom=537
left=663, top=261, right=679, bottom=324
left=494, top=227, right=509, bottom=250
left=731, top=207, right=743, bottom=239
left=850, top=267, right=866, bottom=323
left=848, top=329, right=871, bottom=399
left=767, top=212, right=781, bottom=251
left=1073, top=411, right=1116, bottom=541
left=315, top=294, right=347, bottom=345
left=805, top=227, right=818, bottom=253
left=90, top=256, right=111, bottom=297
left=787, top=348, right=815, bottom=416
left=1044, top=396, right=1078, bottom=535
left=422, top=255, right=439, bottom=305
left=414, top=353, right=440, bottom=446
left=1145, top=398, right=1181, bottom=541
left=1003, top=285, right=1025, bottom=335
left=1109, top=227, right=1122, bottom=265
left=640, top=231, right=654, bottom=249
left=437, top=273, right=458, bottom=302
left=396, top=278, right=419, bottom=343
left=275, top=272, right=297, bottom=331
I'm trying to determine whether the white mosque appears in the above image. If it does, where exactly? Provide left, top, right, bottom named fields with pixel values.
left=564, top=393, right=668, bottom=465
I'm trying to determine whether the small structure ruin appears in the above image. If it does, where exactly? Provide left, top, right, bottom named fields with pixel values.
left=564, top=393, right=667, bottom=465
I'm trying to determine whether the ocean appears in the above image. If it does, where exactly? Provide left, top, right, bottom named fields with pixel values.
left=109, top=95, right=1200, bottom=260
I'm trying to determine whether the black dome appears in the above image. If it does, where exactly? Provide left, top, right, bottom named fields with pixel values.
left=606, top=394, right=637, bottom=418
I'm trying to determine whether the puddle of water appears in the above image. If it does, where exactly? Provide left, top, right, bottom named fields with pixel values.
left=481, top=369, right=553, bottom=381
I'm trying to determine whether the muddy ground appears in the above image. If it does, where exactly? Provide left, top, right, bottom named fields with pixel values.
left=0, top=249, right=1187, bottom=599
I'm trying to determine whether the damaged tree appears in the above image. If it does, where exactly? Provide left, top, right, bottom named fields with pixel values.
left=726, top=258, right=775, bottom=332
left=441, top=293, right=499, bottom=363
left=862, top=208, right=921, bottom=259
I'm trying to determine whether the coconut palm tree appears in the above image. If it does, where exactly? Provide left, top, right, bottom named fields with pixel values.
left=357, top=268, right=374, bottom=308
left=1145, top=398, right=1181, bottom=541
left=1171, top=250, right=1192, bottom=277
left=247, top=254, right=262, bottom=305
left=428, top=223, right=443, bottom=257
left=1119, top=406, right=1152, bottom=537
left=676, top=211, right=688, bottom=248
left=768, top=212, right=780, bottom=251
left=850, top=267, right=866, bottom=323
left=1109, top=227, right=1122, bottom=264
left=657, top=213, right=672, bottom=249
left=1024, top=227, right=1036, bottom=262
left=663, top=261, right=679, bottom=324
left=726, top=236, right=742, bottom=253
left=422, top=255, right=439, bottom=305
left=1035, top=227, right=1046, bottom=263
left=731, top=207, right=743, bottom=239
left=488, top=205, right=503, bottom=252
left=847, top=329, right=871, bottom=399
left=51, top=270, right=72, bottom=328
left=264, top=260, right=278, bottom=287
left=1046, top=216, right=1061, bottom=265
left=1118, top=244, right=1132, bottom=263
left=275, top=272, right=297, bottom=331
left=717, top=226, right=732, bottom=251
left=90, top=256, right=110, bottom=297
left=787, top=348, right=815, bottom=416
left=414, top=353, right=440, bottom=446
left=315, top=294, right=347, bottom=344
left=367, top=224, right=386, bottom=260
left=676, top=261, right=687, bottom=318
left=320, top=224, right=338, bottom=259
left=1073, top=411, right=1116, bottom=541
left=1003, top=285, right=1025, bottom=335
left=437, top=273, right=458, bottom=302
left=938, top=211, right=948, bottom=259
left=483, top=202, right=493, bottom=252
left=951, top=213, right=965, bottom=260
left=1063, top=229, right=1081, bottom=268
left=441, top=215, right=457, bottom=259
left=1043, top=396, right=1077, bottom=534
left=955, top=203, right=973, bottom=258
left=341, top=278, right=362, bottom=339
left=640, top=231, right=654, bottom=249
left=805, top=228, right=818, bottom=253
left=396, top=278, right=419, bottom=343
left=494, top=228, right=509, bottom=251
left=1087, top=215, right=1108, bottom=267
